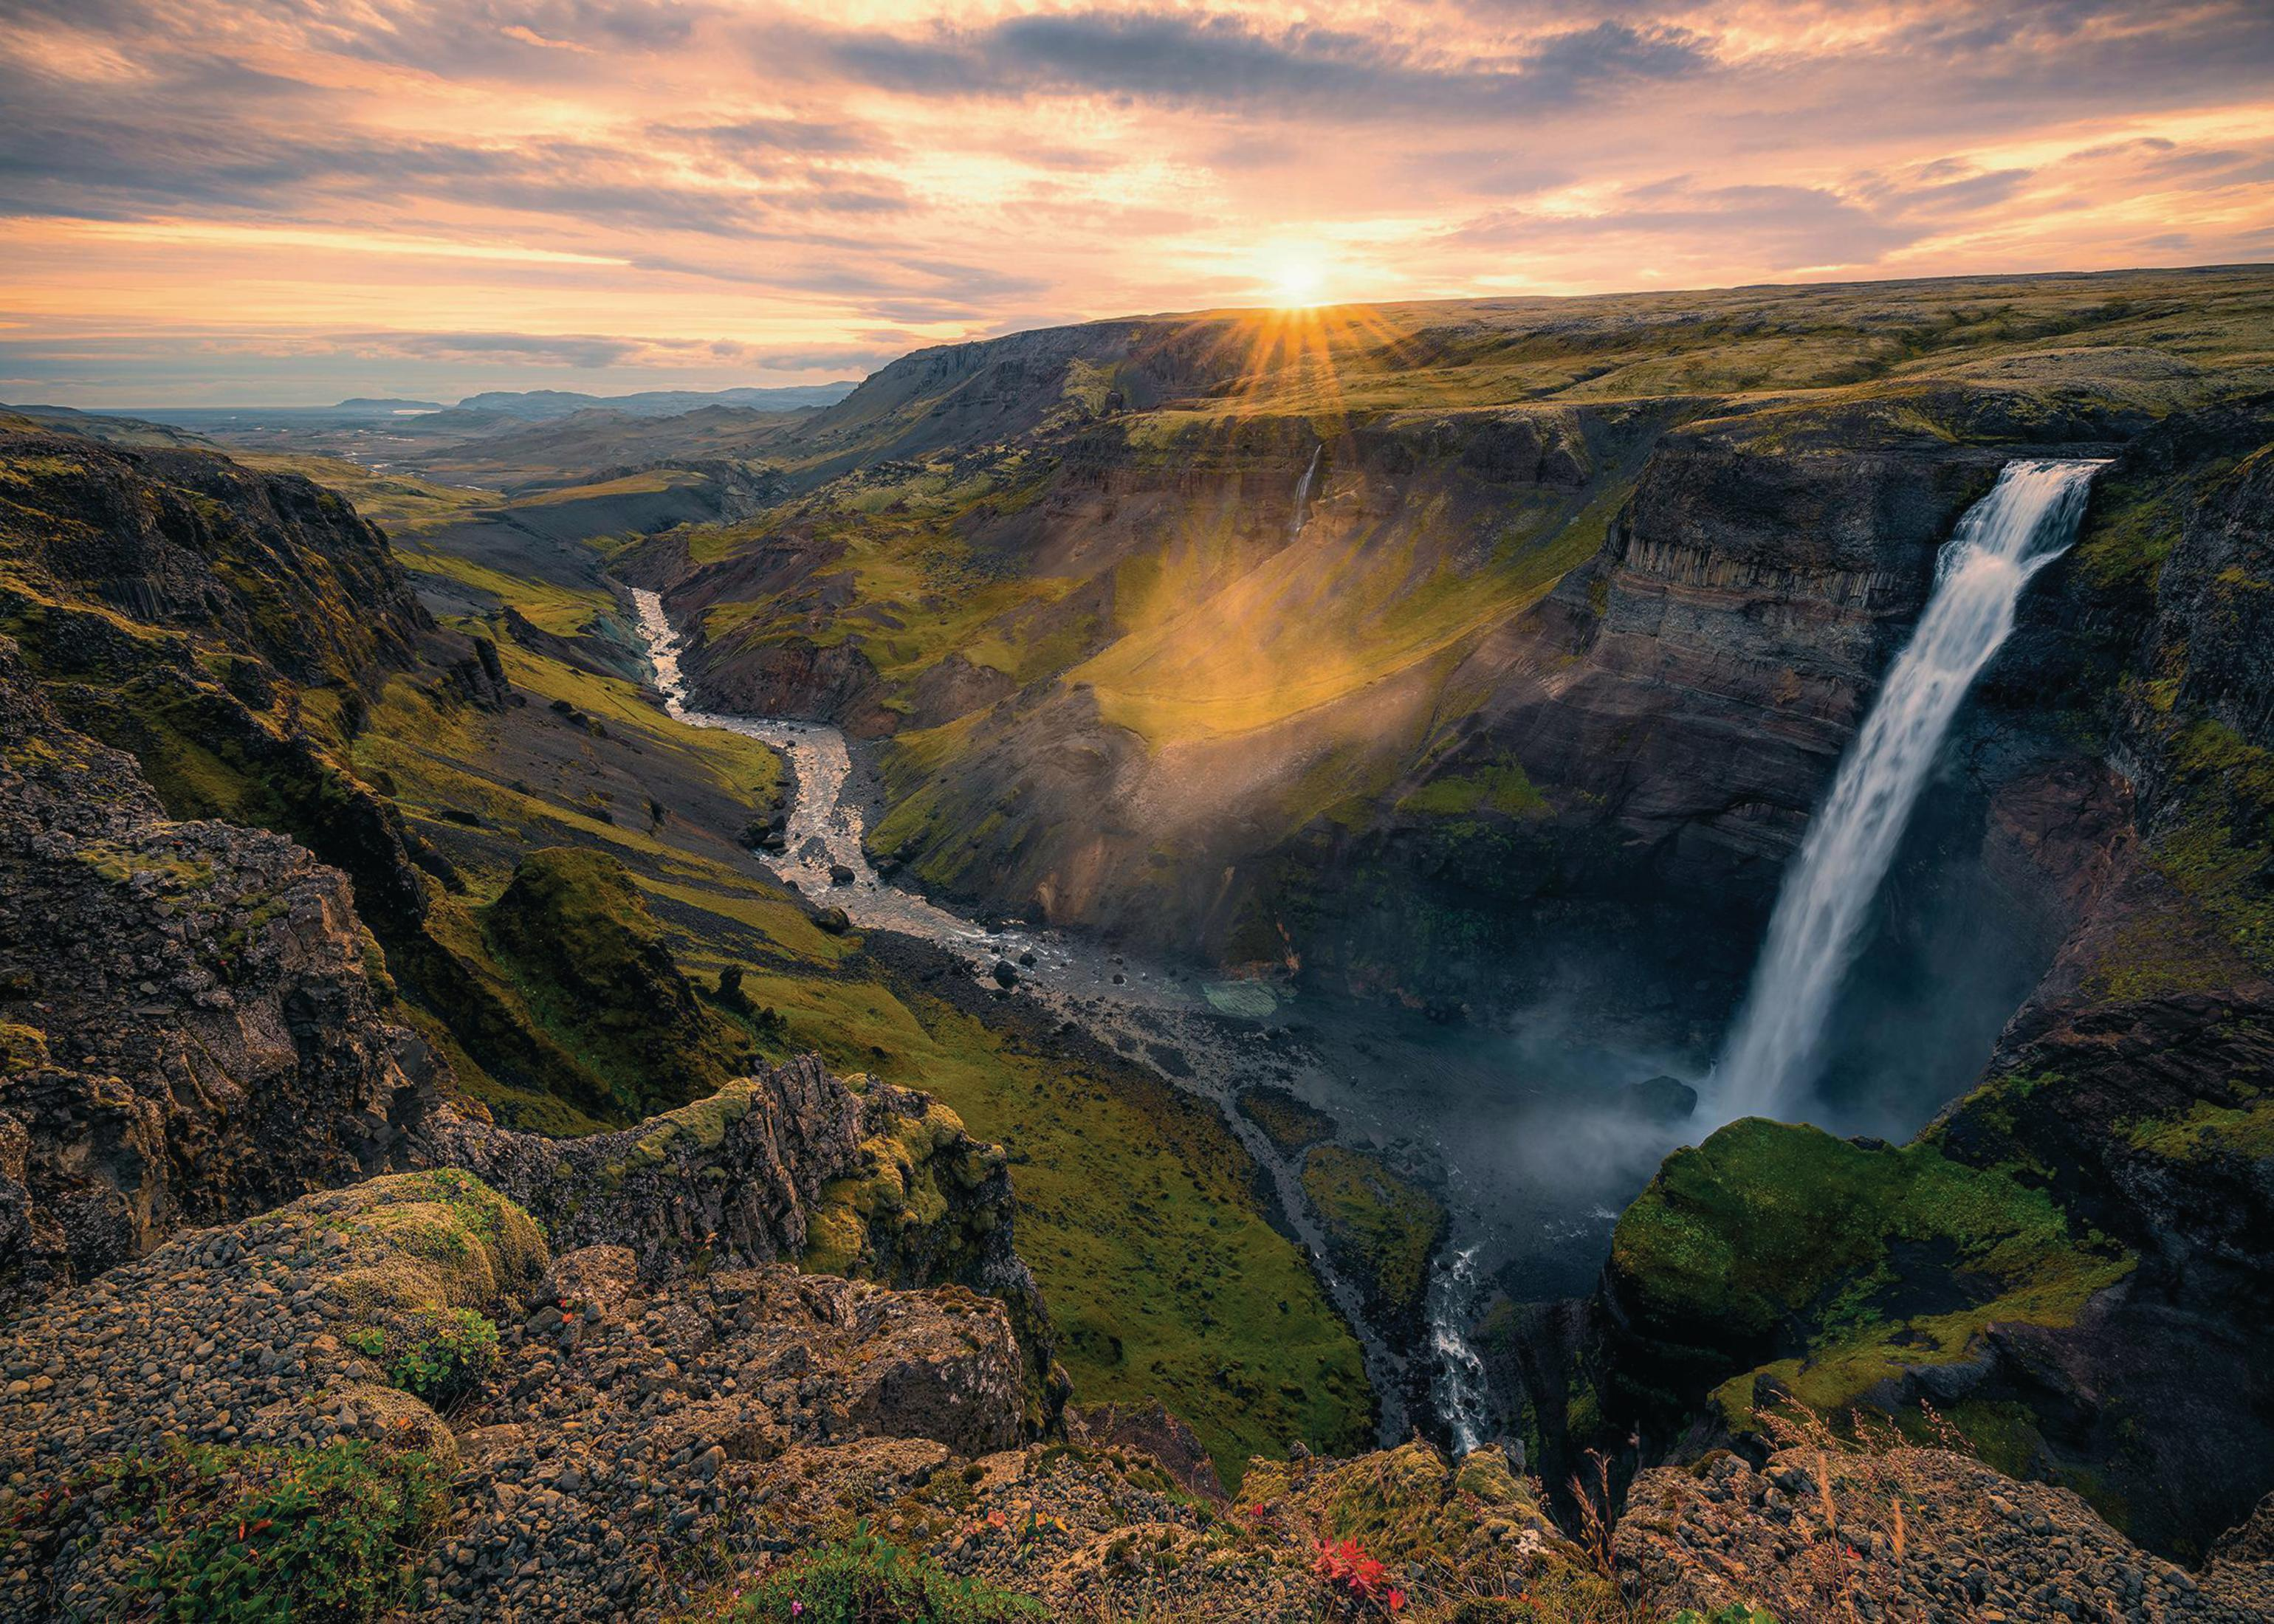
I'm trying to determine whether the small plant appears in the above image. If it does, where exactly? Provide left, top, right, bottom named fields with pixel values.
left=726, top=1531, right=1048, bottom=1623
left=1567, top=1450, right=1618, bottom=1581
left=1314, top=1538, right=1408, bottom=1614
left=111, top=1439, right=448, bottom=1622
left=350, top=1309, right=500, bottom=1408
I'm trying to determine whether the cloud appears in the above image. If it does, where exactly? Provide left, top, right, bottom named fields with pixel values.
left=3, top=0, right=2271, bottom=405
left=825, top=10, right=1714, bottom=117
left=1460, top=179, right=1929, bottom=272
left=332, top=329, right=641, bottom=366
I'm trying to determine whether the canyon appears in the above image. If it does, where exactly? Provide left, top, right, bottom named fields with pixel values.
left=2, top=264, right=2272, bottom=1619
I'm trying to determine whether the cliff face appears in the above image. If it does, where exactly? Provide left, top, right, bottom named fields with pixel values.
left=0, top=636, right=436, bottom=1313
left=1520, top=403, right=2274, bottom=1561
left=650, top=276, right=2270, bottom=1025
left=0, top=430, right=430, bottom=691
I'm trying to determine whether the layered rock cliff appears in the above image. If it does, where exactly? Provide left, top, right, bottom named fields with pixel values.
left=650, top=275, right=2267, bottom=1042
left=1502, top=397, right=2274, bottom=1562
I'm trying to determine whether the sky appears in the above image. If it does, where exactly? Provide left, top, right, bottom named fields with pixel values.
left=4, top=0, right=2272, bottom=406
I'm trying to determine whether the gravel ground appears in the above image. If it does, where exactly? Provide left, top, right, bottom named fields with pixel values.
left=1617, top=1445, right=2274, bottom=1623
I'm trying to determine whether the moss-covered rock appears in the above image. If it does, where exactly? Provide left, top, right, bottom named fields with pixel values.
left=1606, top=1118, right=2132, bottom=1431
left=1299, top=1144, right=1451, bottom=1341
left=1235, top=1085, right=1337, bottom=1152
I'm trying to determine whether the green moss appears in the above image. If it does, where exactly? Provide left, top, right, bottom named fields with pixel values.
left=1300, top=1146, right=1450, bottom=1331
left=1397, top=763, right=1548, bottom=819
left=1614, top=1120, right=2134, bottom=1428
left=2119, top=1081, right=2274, bottom=1160
left=1236, top=1087, right=1337, bottom=1152
left=724, top=1532, right=1046, bottom=1623
left=0, top=1019, right=51, bottom=1074
left=329, top=1171, right=548, bottom=1327
left=2140, top=719, right=2274, bottom=974
left=75, top=839, right=216, bottom=890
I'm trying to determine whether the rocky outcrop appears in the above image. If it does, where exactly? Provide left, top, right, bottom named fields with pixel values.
left=430, top=1059, right=1024, bottom=1291
left=0, top=625, right=1049, bottom=1401
left=0, top=1174, right=1028, bottom=1620
left=0, top=1173, right=1589, bottom=1623
left=0, top=637, right=436, bottom=1313
left=0, top=428, right=428, bottom=692
left=1617, top=1444, right=2274, bottom=1623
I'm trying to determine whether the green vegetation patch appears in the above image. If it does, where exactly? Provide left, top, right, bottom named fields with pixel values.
left=329, top=1169, right=549, bottom=1327
left=2144, top=718, right=2274, bottom=974
left=98, top=1439, right=450, bottom=1623
left=1396, top=763, right=1548, bottom=819
left=1612, top=1120, right=2134, bottom=1431
left=1237, top=1085, right=1337, bottom=1152
left=343, top=1308, right=501, bottom=1408
left=481, top=847, right=758, bottom=1121
left=1299, top=1146, right=1450, bottom=1332
left=726, top=1533, right=1046, bottom=1624
left=738, top=966, right=1373, bottom=1487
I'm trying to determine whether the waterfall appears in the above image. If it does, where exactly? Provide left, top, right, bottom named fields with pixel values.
left=1714, top=458, right=2107, bottom=1123
left=1426, top=1245, right=1492, bottom=1454
left=1289, top=445, right=1322, bottom=541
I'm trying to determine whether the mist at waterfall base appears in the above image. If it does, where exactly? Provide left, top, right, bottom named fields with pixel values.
left=1710, top=458, right=2107, bottom=1132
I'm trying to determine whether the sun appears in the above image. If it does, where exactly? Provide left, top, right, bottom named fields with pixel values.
left=1265, top=249, right=1329, bottom=308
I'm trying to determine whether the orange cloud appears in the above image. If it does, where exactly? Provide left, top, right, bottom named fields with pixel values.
left=1, top=1, right=2270, bottom=402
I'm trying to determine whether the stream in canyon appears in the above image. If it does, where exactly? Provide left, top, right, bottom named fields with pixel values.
left=631, top=588, right=1694, bottom=1450
left=633, top=450, right=2098, bottom=1456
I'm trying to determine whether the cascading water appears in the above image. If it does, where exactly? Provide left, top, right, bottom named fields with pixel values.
left=1715, top=458, right=2107, bottom=1123
left=1289, top=445, right=1322, bottom=540
left=1426, top=1245, right=1493, bottom=1454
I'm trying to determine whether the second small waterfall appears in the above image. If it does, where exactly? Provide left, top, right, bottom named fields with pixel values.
left=1715, top=458, right=2106, bottom=1123
left=1289, top=444, right=1322, bottom=541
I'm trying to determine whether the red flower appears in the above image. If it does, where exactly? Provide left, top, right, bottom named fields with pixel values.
left=1386, top=1588, right=1407, bottom=1614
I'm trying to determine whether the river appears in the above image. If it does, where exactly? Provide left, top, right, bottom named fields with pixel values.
left=631, top=588, right=1712, bottom=1451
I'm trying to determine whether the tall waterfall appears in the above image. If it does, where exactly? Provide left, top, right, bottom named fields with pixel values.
left=1715, top=458, right=2106, bottom=1122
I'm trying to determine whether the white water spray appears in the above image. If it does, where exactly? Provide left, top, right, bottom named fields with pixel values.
left=1426, top=1245, right=1492, bottom=1454
left=1715, top=458, right=2106, bottom=1123
left=1289, top=445, right=1322, bottom=541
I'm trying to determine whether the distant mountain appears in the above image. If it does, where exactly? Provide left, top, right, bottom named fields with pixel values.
left=452, top=384, right=858, bottom=420
left=334, top=396, right=443, bottom=411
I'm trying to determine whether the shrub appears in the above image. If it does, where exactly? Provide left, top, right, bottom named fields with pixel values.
left=350, top=1307, right=501, bottom=1407
left=726, top=1532, right=1047, bottom=1623
left=1316, top=1537, right=1409, bottom=1614
left=111, top=1439, right=448, bottom=1622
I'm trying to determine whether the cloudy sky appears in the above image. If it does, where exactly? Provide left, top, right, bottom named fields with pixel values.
left=4, top=0, right=2272, bottom=405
